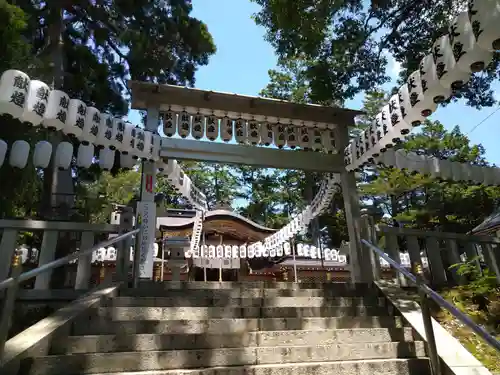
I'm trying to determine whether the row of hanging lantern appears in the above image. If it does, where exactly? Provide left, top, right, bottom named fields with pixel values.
left=189, top=242, right=293, bottom=259
left=0, top=137, right=137, bottom=171
left=240, top=173, right=341, bottom=256
left=187, top=210, right=204, bottom=258
left=377, top=149, right=500, bottom=185
left=158, top=159, right=208, bottom=211
left=0, top=69, right=162, bottom=171
left=162, top=106, right=338, bottom=154
left=345, top=2, right=500, bottom=173
left=91, top=243, right=159, bottom=263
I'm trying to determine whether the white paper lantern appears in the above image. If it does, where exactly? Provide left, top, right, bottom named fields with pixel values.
left=377, top=149, right=396, bottom=168
left=353, top=136, right=365, bottom=167
left=438, top=159, right=454, bottom=181
left=397, top=83, right=426, bottom=128
left=42, top=90, right=69, bottom=131
left=469, top=0, right=500, bottom=51
left=407, top=70, right=437, bottom=117
left=297, top=126, right=311, bottom=150
left=163, top=110, right=177, bottom=137
left=394, top=149, right=408, bottom=171
left=178, top=111, right=191, bottom=138
left=368, top=119, right=383, bottom=157
left=206, top=115, right=219, bottom=141
left=99, top=147, right=115, bottom=171
left=134, top=127, right=147, bottom=159
left=33, top=141, right=52, bottom=168
left=247, top=119, right=260, bottom=145
left=311, top=127, right=323, bottom=151
left=273, top=123, right=287, bottom=149
left=469, top=165, right=485, bottom=185
left=95, top=113, right=115, bottom=149
left=432, top=35, right=470, bottom=91
left=234, top=118, right=247, bottom=144
left=321, top=129, right=336, bottom=154
left=63, top=99, right=86, bottom=137
left=260, top=122, right=274, bottom=146
left=449, top=12, right=494, bottom=73
left=405, top=152, right=429, bottom=175
left=112, top=118, right=126, bottom=152
left=380, top=105, right=401, bottom=149
left=120, top=152, right=135, bottom=170
left=483, top=167, right=497, bottom=186
left=192, top=113, right=205, bottom=140
left=0, top=70, right=30, bottom=118
left=361, top=129, right=373, bottom=162
left=20, top=80, right=50, bottom=126
left=461, top=163, right=474, bottom=183
left=0, top=139, right=7, bottom=167
left=54, top=141, right=73, bottom=170
left=77, top=143, right=94, bottom=169
left=121, top=122, right=136, bottom=155
left=419, top=54, right=451, bottom=104
left=221, top=116, right=233, bottom=142
left=343, top=142, right=354, bottom=168
left=9, top=140, right=30, bottom=169
left=285, top=125, right=298, bottom=149
left=388, top=94, right=412, bottom=137
left=150, top=133, right=162, bottom=162
left=79, top=107, right=100, bottom=145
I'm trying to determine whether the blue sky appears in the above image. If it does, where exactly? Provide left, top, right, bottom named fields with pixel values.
left=129, top=0, right=500, bottom=164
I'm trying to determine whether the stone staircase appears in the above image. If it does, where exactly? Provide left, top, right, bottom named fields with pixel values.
left=22, top=282, right=431, bottom=375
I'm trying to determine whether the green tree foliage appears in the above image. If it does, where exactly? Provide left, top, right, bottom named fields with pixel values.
left=360, top=111, right=500, bottom=233
left=0, top=0, right=216, bottom=219
left=251, top=0, right=499, bottom=108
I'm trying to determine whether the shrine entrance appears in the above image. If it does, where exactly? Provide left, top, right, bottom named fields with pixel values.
left=193, top=267, right=238, bottom=282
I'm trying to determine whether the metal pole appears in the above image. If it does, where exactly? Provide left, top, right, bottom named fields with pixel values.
left=218, top=234, right=223, bottom=282
left=416, top=270, right=441, bottom=375
left=203, top=232, right=207, bottom=282
left=292, top=239, right=298, bottom=283
left=0, top=253, right=22, bottom=358
left=160, top=237, right=165, bottom=282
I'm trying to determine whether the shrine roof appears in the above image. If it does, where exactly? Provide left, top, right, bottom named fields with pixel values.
left=158, top=209, right=276, bottom=242
left=158, top=209, right=275, bottom=232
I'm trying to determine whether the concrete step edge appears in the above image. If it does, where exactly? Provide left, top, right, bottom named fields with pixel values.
left=107, top=296, right=386, bottom=307
left=57, top=358, right=431, bottom=375
left=72, top=316, right=405, bottom=335
left=29, top=344, right=428, bottom=375
left=59, top=327, right=416, bottom=354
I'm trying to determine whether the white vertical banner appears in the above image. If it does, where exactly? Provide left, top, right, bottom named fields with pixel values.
left=136, top=201, right=156, bottom=279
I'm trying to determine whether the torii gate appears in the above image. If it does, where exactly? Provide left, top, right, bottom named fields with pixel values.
left=128, top=81, right=372, bottom=283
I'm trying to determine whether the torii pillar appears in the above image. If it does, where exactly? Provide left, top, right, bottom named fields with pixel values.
left=336, top=126, right=372, bottom=284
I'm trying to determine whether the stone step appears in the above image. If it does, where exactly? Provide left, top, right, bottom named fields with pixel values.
left=56, top=328, right=415, bottom=354
left=89, top=305, right=390, bottom=321
left=41, top=358, right=431, bottom=375
left=105, top=296, right=386, bottom=308
left=135, top=281, right=371, bottom=291
left=72, top=316, right=404, bottom=336
left=28, top=342, right=426, bottom=375
left=120, top=287, right=372, bottom=298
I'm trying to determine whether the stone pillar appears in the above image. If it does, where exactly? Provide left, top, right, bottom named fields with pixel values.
left=336, top=126, right=370, bottom=284
left=135, top=108, right=159, bottom=280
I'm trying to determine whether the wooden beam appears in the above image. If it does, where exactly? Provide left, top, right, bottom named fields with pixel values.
left=160, top=137, right=345, bottom=172
left=377, top=226, right=500, bottom=244
left=129, top=81, right=363, bottom=127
